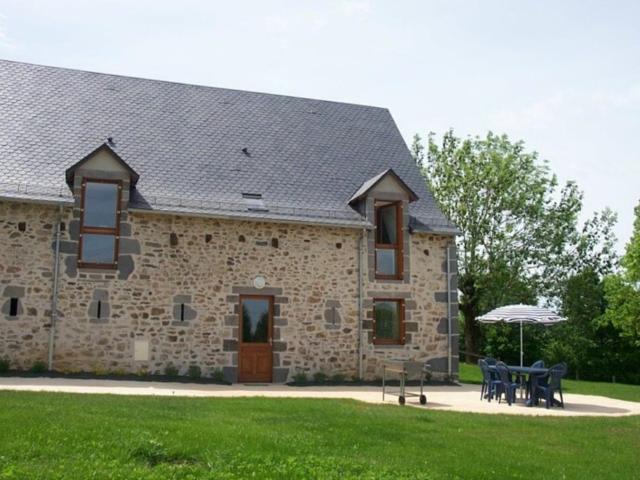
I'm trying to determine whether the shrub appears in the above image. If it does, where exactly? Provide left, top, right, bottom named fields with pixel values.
left=313, top=372, right=328, bottom=384
left=0, top=358, right=9, bottom=373
left=164, top=364, right=179, bottom=377
left=292, top=372, right=308, bottom=384
left=188, top=365, right=201, bottom=379
left=211, top=368, right=225, bottom=383
left=30, top=360, right=47, bottom=374
left=330, top=373, right=345, bottom=384
left=111, top=369, right=127, bottom=376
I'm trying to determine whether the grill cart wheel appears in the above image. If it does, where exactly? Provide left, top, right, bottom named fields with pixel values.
left=398, top=396, right=405, bottom=405
left=420, top=394, right=427, bottom=405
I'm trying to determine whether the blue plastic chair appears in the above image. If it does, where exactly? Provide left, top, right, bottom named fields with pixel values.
left=526, top=360, right=545, bottom=399
left=478, top=359, right=500, bottom=402
left=495, top=362, right=519, bottom=406
left=534, top=363, right=567, bottom=408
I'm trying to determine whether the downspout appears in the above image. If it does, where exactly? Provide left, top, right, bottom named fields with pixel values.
left=47, top=204, right=63, bottom=371
left=446, top=245, right=452, bottom=379
left=357, top=227, right=366, bottom=380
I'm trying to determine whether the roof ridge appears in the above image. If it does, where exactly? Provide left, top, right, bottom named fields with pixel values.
left=0, top=58, right=390, bottom=112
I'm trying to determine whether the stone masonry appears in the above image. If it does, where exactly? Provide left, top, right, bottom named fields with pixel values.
left=0, top=200, right=458, bottom=382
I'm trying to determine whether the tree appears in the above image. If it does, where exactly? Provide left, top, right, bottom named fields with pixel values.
left=421, top=130, right=614, bottom=362
left=602, top=200, right=640, bottom=345
left=410, top=134, right=425, bottom=171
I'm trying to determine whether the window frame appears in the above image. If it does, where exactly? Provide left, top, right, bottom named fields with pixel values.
left=372, top=298, right=405, bottom=345
left=77, top=178, right=121, bottom=269
left=374, top=201, right=403, bottom=280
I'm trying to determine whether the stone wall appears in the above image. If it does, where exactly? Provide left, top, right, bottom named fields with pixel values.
left=0, top=199, right=457, bottom=381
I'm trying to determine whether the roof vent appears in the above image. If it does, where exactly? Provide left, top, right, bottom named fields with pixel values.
left=242, top=193, right=268, bottom=212
left=241, top=147, right=251, bottom=157
left=242, top=193, right=262, bottom=200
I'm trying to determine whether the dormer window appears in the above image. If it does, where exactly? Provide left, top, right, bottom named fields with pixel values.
left=375, top=201, right=403, bottom=279
left=78, top=179, right=121, bottom=268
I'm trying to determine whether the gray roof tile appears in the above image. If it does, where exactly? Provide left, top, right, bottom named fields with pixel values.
left=0, top=59, right=457, bottom=233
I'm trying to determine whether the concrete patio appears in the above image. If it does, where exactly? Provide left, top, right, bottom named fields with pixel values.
left=1, top=377, right=638, bottom=417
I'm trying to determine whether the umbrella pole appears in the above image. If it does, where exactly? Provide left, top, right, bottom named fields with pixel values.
left=520, top=320, right=523, bottom=367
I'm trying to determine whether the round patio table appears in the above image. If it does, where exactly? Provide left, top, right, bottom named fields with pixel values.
left=489, top=365, right=548, bottom=404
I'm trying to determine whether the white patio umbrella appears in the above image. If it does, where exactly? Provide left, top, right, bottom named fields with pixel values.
left=476, top=304, right=567, bottom=367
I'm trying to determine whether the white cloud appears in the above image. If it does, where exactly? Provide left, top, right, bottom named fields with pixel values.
left=0, top=13, right=14, bottom=49
left=489, top=83, right=640, bottom=132
left=591, top=83, right=640, bottom=109
left=338, top=0, right=372, bottom=17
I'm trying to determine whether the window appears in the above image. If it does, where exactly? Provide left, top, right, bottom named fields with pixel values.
left=78, top=180, right=120, bottom=268
left=240, top=296, right=272, bottom=343
left=9, top=298, right=19, bottom=317
left=375, top=202, right=403, bottom=278
left=373, top=299, right=404, bottom=345
left=242, top=192, right=268, bottom=212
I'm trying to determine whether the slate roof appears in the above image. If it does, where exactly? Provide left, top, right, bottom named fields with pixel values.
left=0, top=59, right=457, bottom=233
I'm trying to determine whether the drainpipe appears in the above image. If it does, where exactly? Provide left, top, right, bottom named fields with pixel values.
left=356, top=228, right=366, bottom=380
left=446, top=245, right=452, bottom=379
left=47, top=204, right=63, bottom=371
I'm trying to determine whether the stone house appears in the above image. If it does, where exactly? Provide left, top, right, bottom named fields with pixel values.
left=0, top=60, right=459, bottom=383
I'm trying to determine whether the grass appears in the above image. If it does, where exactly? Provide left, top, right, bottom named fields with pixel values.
left=459, top=362, right=640, bottom=403
left=0, top=392, right=639, bottom=479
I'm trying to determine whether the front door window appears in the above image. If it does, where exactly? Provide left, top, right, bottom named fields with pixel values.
left=241, top=298, right=270, bottom=343
left=238, top=295, right=273, bottom=382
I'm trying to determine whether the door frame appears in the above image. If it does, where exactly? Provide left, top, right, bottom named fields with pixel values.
left=238, top=294, right=274, bottom=382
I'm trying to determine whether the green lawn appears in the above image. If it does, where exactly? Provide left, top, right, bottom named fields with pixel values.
left=458, top=363, right=640, bottom=403
left=0, top=392, right=639, bottom=479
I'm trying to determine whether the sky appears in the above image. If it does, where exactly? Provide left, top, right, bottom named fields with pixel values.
left=1, top=0, right=638, bottom=251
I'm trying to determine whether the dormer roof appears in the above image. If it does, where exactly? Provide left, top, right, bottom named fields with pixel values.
left=348, top=168, right=419, bottom=205
left=65, top=143, right=140, bottom=186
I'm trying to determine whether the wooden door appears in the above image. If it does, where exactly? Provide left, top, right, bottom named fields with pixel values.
left=238, top=295, right=273, bottom=382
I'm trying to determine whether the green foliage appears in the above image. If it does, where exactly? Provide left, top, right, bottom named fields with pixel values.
left=210, top=368, right=225, bottom=383
left=622, top=200, right=640, bottom=282
left=131, top=434, right=195, bottom=467
left=1, top=393, right=640, bottom=478
left=603, top=275, right=640, bottom=343
left=421, top=130, right=617, bottom=360
left=601, top=201, right=640, bottom=347
left=30, top=361, right=47, bottom=374
left=163, top=364, right=178, bottom=377
left=187, top=365, right=201, bottom=379
left=313, top=372, right=328, bottom=383
left=292, top=372, right=308, bottom=383
left=0, top=358, right=9, bottom=373
left=330, top=373, right=346, bottom=383
left=410, top=133, right=425, bottom=171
